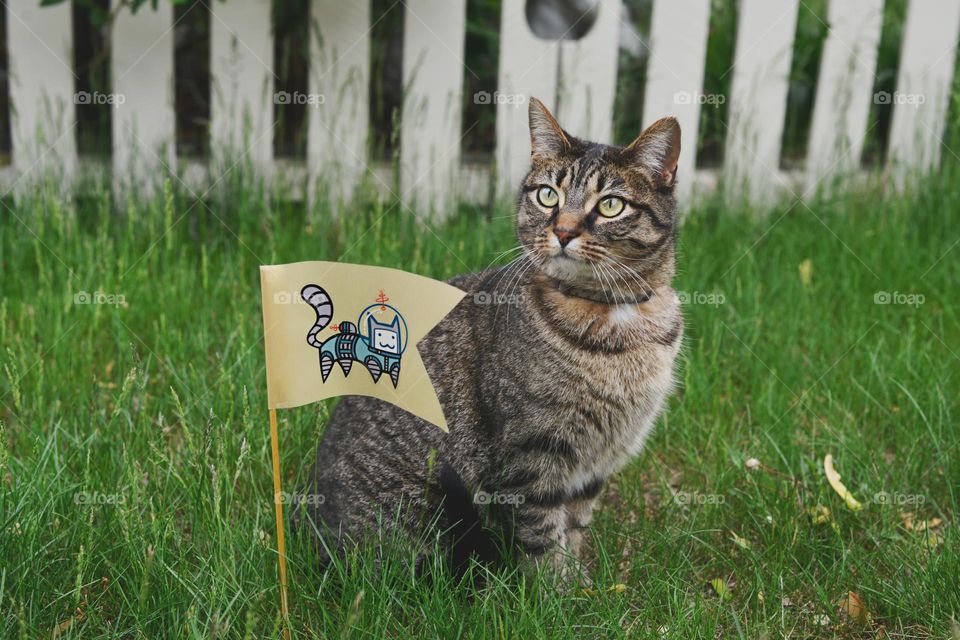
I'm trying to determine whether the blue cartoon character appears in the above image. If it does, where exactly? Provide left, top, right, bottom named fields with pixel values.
left=301, top=285, right=408, bottom=388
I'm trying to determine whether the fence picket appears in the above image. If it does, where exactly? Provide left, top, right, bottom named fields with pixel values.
left=210, top=0, right=274, bottom=172
left=806, top=0, right=883, bottom=188
left=642, top=0, right=711, bottom=202
left=556, top=0, right=622, bottom=145
left=400, top=0, right=467, bottom=216
left=495, top=1, right=560, bottom=200
left=5, top=0, right=960, bottom=203
left=725, top=0, right=799, bottom=202
left=6, top=0, right=77, bottom=183
left=887, top=0, right=960, bottom=180
left=112, top=0, right=176, bottom=194
left=308, top=0, right=371, bottom=204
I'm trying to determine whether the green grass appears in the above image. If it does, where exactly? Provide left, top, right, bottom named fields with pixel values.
left=1, top=165, right=958, bottom=639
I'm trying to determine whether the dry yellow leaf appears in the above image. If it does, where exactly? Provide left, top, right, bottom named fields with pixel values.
left=799, top=259, right=813, bottom=287
left=824, top=454, right=863, bottom=511
left=709, top=578, right=731, bottom=601
left=580, top=583, right=628, bottom=597
left=730, top=532, right=751, bottom=550
left=901, top=511, right=917, bottom=531
left=918, top=517, right=943, bottom=532
left=839, top=590, right=872, bottom=625
left=807, top=505, right=833, bottom=525
left=806, top=505, right=841, bottom=533
left=900, top=511, right=943, bottom=537
left=52, top=609, right=86, bottom=638
left=924, top=531, right=944, bottom=549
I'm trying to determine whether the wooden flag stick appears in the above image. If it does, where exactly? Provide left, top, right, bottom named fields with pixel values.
left=269, top=408, right=292, bottom=640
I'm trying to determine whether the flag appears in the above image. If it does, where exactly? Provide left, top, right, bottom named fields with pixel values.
left=260, top=260, right=466, bottom=431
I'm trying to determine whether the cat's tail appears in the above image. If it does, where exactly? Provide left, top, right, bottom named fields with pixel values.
left=301, top=284, right=333, bottom=348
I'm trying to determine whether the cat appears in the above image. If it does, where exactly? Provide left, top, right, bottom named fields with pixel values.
left=297, top=97, right=683, bottom=579
left=300, top=284, right=404, bottom=387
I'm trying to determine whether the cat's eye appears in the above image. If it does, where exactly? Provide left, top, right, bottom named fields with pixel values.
left=537, top=186, right=559, bottom=208
left=597, top=196, right=625, bottom=218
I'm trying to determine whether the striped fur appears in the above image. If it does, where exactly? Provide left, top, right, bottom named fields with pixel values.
left=298, top=99, right=683, bottom=579
left=301, top=285, right=333, bottom=348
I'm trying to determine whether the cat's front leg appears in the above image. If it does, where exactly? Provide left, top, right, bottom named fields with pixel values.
left=563, top=494, right=599, bottom=561
left=503, top=498, right=589, bottom=586
left=508, top=500, right=568, bottom=561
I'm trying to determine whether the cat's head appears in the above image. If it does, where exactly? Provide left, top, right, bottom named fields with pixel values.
left=369, top=316, right=401, bottom=354
left=517, top=98, right=681, bottom=300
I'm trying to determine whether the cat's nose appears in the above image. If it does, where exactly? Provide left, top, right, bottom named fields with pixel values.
left=554, top=227, right=580, bottom=248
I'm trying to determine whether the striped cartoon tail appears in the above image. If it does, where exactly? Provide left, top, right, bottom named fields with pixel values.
left=300, top=285, right=333, bottom=348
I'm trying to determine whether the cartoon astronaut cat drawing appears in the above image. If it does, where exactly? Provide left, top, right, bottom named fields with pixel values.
left=300, top=285, right=405, bottom=388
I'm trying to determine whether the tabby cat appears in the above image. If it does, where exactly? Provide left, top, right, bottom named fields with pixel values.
left=298, top=97, right=683, bottom=577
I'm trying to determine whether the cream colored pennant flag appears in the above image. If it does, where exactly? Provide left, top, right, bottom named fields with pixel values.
left=260, top=261, right=466, bottom=431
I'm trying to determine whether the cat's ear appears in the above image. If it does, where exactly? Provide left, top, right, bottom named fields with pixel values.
left=625, top=117, right=681, bottom=188
left=528, top=97, right=571, bottom=161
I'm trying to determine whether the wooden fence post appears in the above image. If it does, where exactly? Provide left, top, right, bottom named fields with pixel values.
left=210, top=0, right=275, bottom=175
left=400, top=0, right=468, bottom=217
left=886, top=0, right=960, bottom=183
left=805, top=0, right=883, bottom=190
left=111, top=0, right=176, bottom=196
left=725, top=0, right=799, bottom=203
left=6, top=0, right=77, bottom=187
left=643, top=0, right=711, bottom=203
left=308, top=0, right=371, bottom=207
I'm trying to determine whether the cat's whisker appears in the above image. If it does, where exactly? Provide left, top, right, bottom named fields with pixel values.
left=488, top=251, right=529, bottom=288
left=598, top=262, right=629, bottom=305
left=588, top=264, right=608, bottom=304
left=483, top=245, right=527, bottom=272
left=599, top=265, right=619, bottom=304
left=507, top=252, right=540, bottom=301
left=606, top=261, right=648, bottom=298
left=489, top=254, right=531, bottom=328
left=489, top=245, right=525, bottom=260
left=587, top=248, right=646, bottom=302
left=605, top=263, right=631, bottom=304
left=493, top=253, right=534, bottom=328
left=604, top=255, right=656, bottom=297
left=504, top=255, right=540, bottom=327
left=507, top=254, right=540, bottom=321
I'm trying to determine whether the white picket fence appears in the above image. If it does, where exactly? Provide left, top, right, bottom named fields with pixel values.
left=4, top=0, right=960, bottom=212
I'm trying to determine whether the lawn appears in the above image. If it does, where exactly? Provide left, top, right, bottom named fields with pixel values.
left=1, top=166, right=957, bottom=638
